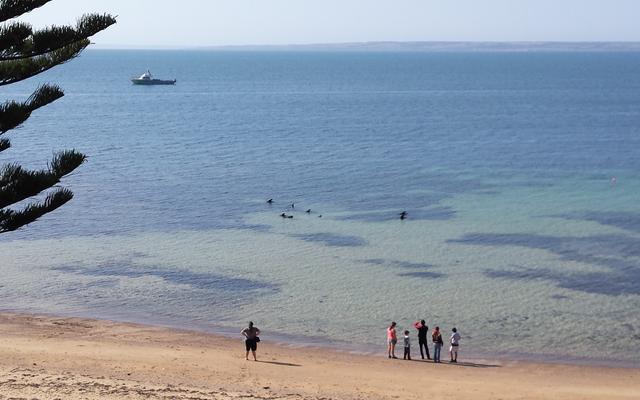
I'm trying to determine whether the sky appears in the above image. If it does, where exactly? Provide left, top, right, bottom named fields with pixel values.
left=18, top=0, right=640, bottom=48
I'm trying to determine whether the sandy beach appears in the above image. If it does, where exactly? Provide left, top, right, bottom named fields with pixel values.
left=0, top=313, right=637, bottom=399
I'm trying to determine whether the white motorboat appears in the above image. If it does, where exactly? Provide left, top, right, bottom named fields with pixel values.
left=131, top=70, right=176, bottom=85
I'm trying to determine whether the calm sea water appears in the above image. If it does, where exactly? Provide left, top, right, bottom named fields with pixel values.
left=2, top=50, right=640, bottom=366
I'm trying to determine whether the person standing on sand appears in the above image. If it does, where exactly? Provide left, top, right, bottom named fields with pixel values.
left=403, top=330, right=411, bottom=360
left=241, top=321, right=261, bottom=361
left=416, top=319, right=431, bottom=360
left=387, top=322, right=398, bottom=359
left=432, top=326, right=443, bottom=363
left=450, top=327, right=461, bottom=363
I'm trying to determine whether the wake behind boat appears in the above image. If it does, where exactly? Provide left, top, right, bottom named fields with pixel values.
left=131, top=70, right=176, bottom=85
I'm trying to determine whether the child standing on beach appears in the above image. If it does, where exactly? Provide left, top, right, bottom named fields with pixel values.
left=403, top=330, right=411, bottom=360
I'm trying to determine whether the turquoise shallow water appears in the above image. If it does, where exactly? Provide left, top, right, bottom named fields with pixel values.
left=1, top=50, right=639, bottom=366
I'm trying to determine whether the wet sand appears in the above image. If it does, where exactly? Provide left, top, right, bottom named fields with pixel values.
left=0, top=312, right=638, bottom=399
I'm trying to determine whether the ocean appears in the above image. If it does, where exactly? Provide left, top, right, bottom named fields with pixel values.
left=1, top=50, right=639, bottom=366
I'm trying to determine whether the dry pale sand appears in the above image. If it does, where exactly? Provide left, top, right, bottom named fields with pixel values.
left=0, top=313, right=638, bottom=400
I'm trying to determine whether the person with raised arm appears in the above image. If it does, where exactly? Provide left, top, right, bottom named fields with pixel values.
left=415, top=319, right=431, bottom=360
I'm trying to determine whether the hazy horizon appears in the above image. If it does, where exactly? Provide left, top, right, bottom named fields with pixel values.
left=17, top=0, right=640, bottom=48
left=86, top=40, right=640, bottom=51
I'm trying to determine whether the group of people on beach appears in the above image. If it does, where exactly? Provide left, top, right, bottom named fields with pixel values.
left=387, top=320, right=461, bottom=363
left=240, top=320, right=461, bottom=364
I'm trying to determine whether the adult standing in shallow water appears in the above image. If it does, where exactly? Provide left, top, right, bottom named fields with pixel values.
left=416, top=320, right=431, bottom=360
left=432, top=326, right=443, bottom=363
left=241, top=321, right=261, bottom=361
left=387, top=322, right=398, bottom=359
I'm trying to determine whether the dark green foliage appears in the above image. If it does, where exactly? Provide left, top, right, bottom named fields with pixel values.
left=1, top=14, right=116, bottom=60
left=0, top=150, right=85, bottom=208
left=0, top=84, right=64, bottom=133
left=0, top=1, right=114, bottom=233
left=0, top=38, right=89, bottom=85
left=0, top=0, right=52, bottom=23
left=0, top=187, right=72, bottom=232
left=49, top=149, right=86, bottom=177
left=0, top=21, right=32, bottom=51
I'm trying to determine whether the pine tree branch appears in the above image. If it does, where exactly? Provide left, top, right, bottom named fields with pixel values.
left=0, top=84, right=64, bottom=134
left=0, top=149, right=85, bottom=208
left=0, top=2, right=116, bottom=235
left=0, top=38, right=89, bottom=85
left=0, top=0, right=52, bottom=23
left=0, top=21, right=31, bottom=52
left=49, top=149, right=85, bottom=176
left=0, top=187, right=72, bottom=232
left=0, top=14, right=116, bottom=60
left=0, top=164, right=57, bottom=207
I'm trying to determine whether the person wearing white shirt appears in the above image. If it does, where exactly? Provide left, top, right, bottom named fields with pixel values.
left=403, top=330, right=411, bottom=360
left=449, top=327, right=461, bottom=363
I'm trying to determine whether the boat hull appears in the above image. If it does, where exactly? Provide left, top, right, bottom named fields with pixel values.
left=131, top=79, right=176, bottom=85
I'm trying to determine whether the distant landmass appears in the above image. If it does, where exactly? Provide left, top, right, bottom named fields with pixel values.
left=200, top=41, right=640, bottom=52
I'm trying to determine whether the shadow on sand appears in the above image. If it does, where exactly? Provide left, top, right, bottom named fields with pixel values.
left=256, top=360, right=302, bottom=367
left=407, top=359, right=501, bottom=368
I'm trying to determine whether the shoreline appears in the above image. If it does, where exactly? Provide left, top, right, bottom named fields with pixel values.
left=0, top=312, right=639, bottom=399
left=2, top=308, right=637, bottom=370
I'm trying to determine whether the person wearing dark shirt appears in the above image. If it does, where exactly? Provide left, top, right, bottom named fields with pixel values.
left=416, top=319, right=431, bottom=360
left=432, top=326, right=444, bottom=363
left=241, top=321, right=261, bottom=361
